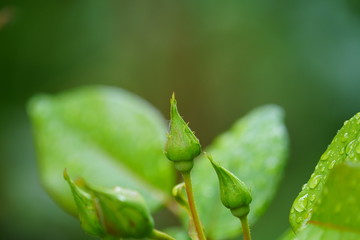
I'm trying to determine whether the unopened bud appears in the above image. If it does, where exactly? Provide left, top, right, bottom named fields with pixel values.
left=165, top=93, right=201, bottom=172
left=64, top=169, right=154, bottom=239
left=207, top=154, right=252, bottom=218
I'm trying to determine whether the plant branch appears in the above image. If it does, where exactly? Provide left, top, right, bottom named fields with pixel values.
left=240, top=216, right=251, bottom=240
left=182, top=171, right=206, bottom=240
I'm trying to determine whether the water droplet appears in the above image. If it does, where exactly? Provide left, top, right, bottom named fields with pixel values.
left=356, top=144, right=360, bottom=154
left=296, top=217, right=302, bottom=223
left=309, top=175, right=321, bottom=189
left=346, top=140, right=356, bottom=155
left=320, top=151, right=330, bottom=161
left=328, top=160, right=336, bottom=169
left=302, top=183, right=308, bottom=190
left=355, top=113, right=360, bottom=120
left=341, top=132, right=349, bottom=142
left=344, top=120, right=349, bottom=126
left=310, top=194, right=316, bottom=202
left=294, top=194, right=309, bottom=212
left=340, top=147, right=345, bottom=155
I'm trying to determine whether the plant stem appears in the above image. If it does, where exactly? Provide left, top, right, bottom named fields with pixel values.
left=149, top=229, right=176, bottom=240
left=182, top=171, right=206, bottom=240
left=240, top=216, right=251, bottom=240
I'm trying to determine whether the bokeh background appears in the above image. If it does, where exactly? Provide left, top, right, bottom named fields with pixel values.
left=1, top=1, right=360, bottom=239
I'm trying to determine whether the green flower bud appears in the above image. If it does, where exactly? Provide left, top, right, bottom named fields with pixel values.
left=63, top=169, right=105, bottom=237
left=165, top=93, right=201, bottom=172
left=207, top=154, right=252, bottom=218
left=64, top=169, right=154, bottom=239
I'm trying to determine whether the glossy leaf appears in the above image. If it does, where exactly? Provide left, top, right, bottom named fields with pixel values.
left=277, top=229, right=296, bottom=240
left=290, top=112, right=360, bottom=232
left=28, top=86, right=174, bottom=215
left=190, top=105, right=289, bottom=239
left=292, top=162, right=360, bottom=240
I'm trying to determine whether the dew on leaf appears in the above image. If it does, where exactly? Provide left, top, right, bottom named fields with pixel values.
left=356, top=144, right=360, bottom=154
left=345, top=140, right=356, bottom=155
left=320, top=151, right=330, bottom=161
left=341, top=132, right=349, bottom=143
left=328, top=160, right=336, bottom=170
left=340, top=147, right=345, bottom=155
left=294, top=193, right=309, bottom=213
left=309, top=175, right=321, bottom=189
left=309, top=194, right=315, bottom=202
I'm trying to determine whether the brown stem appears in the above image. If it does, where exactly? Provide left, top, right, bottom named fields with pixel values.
left=240, top=216, right=251, bottom=240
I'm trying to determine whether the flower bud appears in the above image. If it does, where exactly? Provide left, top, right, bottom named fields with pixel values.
left=164, top=93, right=201, bottom=172
left=64, top=169, right=154, bottom=239
left=207, top=154, right=252, bottom=218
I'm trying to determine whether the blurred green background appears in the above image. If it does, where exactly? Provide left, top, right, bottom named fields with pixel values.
left=1, top=0, right=360, bottom=239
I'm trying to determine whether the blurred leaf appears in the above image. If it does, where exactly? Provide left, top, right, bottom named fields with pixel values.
left=190, top=105, right=289, bottom=239
left=292, top=162, right=360, bottom=240
left=28, top=86, right=174, bottom=215
left=289, top=112, right=360, bottom=232
left=293, top=224, right=360, bottom=240
left=277, top=229, right=295, bottom=240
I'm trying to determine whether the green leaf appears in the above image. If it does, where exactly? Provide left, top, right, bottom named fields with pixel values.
left=292, top=162, right=360, bottom=240
left=190, top=105, right=289, bottom=239
left=277, top=229, right=296, bottom=240
left=28, top=86, right=174, bottom=215
left=289, top=112, right=360, bottom=232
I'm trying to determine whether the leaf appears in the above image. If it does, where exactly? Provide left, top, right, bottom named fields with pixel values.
left=28, top=86, right=175, bottom=215
left=292, top=162, right=360, bottom=240
left=277, top=229, right=296, bottom=240
left=289, top=112, right=360, bottom=232
left=190, top=105, right=289, bottom=239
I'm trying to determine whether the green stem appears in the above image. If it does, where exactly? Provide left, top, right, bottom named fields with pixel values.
left=149, top=229, right=175, bottom=240
left=240, top=216, right=251, bottom=240
left=182, top=171, right=206, bottom=240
